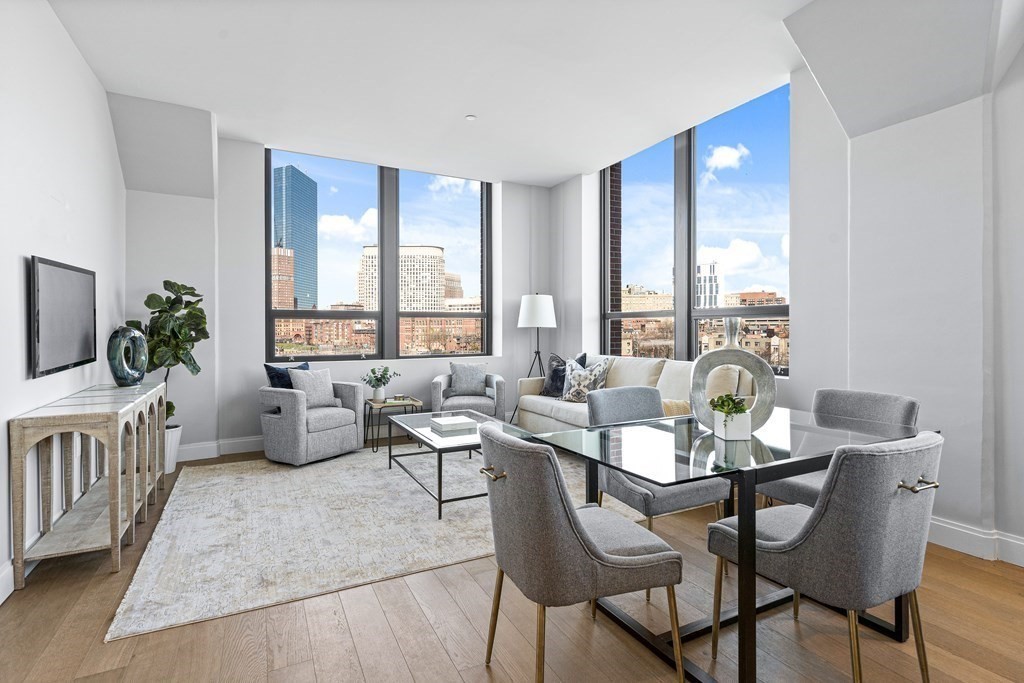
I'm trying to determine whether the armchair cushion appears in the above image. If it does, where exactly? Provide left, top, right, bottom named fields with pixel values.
left=288, top=368, right=335, bottom=408
left=439, top=395, right=495, bottom=414
left=449, top=362, right=488, bottom=396
left=264, top=362, right=309, bottom=389
left=307, top=406, right=356, bottom=433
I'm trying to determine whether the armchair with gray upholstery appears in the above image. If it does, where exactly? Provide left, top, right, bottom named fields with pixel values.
left=259, top=381, right=363, bottom=466
left=431, top=372, right=506, bottom=419
left=477, top=422, right=686, bottom=682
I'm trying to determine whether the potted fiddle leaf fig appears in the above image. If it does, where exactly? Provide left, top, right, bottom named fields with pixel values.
left=709, top=393, right=750, bottom=441
left=126, top=280, right=210, bottom=473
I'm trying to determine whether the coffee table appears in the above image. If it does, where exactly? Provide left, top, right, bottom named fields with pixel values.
left=387, top=410, right=530, bottom=519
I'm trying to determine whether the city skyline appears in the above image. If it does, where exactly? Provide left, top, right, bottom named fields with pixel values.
left=269, top=150, right=483, bottom=310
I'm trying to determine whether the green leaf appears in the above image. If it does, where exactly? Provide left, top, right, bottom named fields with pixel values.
left=125, top=320, right=143, bottom=332
left=144, top=293, right=165, bottom=310
left=163, top=280, right=182, bottom=295
left=153, top=346, right=173, bottom=366
left=179, top=349, right=201, bottom=375
left=165, top=400, right=176, bottom=420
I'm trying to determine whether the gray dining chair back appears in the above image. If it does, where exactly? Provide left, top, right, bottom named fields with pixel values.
left=813, top=388, right=920, bottom=427
left=478, top=422, right=687, bottom=681
left=586, top=386, right=664, bottom=425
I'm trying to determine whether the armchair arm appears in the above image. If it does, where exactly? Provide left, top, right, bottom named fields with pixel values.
left=259, top=386, right=306, bottom=420
left=258, top=387, right=308, bottom=462
left=431, top=374, right=452, bottom=411
left=333, top=381, right=364, bottom=445
left=487, top=374, right=506, bottom=420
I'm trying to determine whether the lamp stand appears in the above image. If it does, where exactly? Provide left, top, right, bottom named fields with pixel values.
left=511, top=327, right=546, bottom=425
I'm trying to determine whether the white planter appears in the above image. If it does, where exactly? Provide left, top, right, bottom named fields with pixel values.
left=372, top=387, right=385, bottom=402
left=165, top=425, right=183, bottom=474
left=714, top=411, right=751, bottom=441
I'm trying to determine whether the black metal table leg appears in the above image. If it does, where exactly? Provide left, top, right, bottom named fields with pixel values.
left=363, top=403, right=370, bottom=449
left=736, top=469, right=757, bottom=682
left=585, top=460, right=599, bottom=504
left=387, top=419, right=392, bottom=468
left=437, top=450, right=443, bottom=520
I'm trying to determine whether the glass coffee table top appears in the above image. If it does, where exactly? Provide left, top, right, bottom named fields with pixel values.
left=389, top=409, right=531, bottom=453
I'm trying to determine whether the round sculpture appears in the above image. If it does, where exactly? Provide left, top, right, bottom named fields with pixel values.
left=107, top=326, right=148, bottom=387
left=690, top=317, right=777, bottom=432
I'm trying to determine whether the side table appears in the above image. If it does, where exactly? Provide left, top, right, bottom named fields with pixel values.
left=363, top=397, right=423, bottom=452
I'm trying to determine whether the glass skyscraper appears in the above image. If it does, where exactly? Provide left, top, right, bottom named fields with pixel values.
left=273, top=165, right=318, bottom=309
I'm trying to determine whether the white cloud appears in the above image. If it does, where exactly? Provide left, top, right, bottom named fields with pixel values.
left=427, top=175, right=481, bottom=199
left=318, top=208, right=377, bottom=242
left=329, top=185, right=338, bottom=194
left=700, top=143, right=750, bottom=188
left=697, top=238, right=789, bottom=299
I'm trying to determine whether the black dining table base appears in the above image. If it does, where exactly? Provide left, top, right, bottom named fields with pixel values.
left=583, top=460, right=909, bottom=682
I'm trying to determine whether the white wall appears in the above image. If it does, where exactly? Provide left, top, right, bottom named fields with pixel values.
left=125, top=190, right=218, bottom=447
left=993, top=44, right=1024, bottom=562
left=212, top=138, right=552, bottom=449
left=0, top=0, right=125, bottom=601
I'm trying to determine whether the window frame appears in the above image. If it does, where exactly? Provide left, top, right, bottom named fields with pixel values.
left=600, top=126, right=790, bottom=373
left=264, top=149, right=492, bottom=362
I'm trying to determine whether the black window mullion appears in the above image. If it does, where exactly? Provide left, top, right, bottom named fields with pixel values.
left=380, top=167, right=399, bottom=359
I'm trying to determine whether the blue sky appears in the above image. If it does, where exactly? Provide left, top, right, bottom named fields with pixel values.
left=620, top=84, right=790, bottom=301
left=271, top=150, right=482, bottom=308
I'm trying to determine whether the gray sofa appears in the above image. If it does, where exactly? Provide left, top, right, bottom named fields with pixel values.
left=259, top=381, right=363, bottom=465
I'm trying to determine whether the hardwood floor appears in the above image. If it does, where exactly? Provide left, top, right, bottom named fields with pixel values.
left=2, top=452, right=1023, bottom=682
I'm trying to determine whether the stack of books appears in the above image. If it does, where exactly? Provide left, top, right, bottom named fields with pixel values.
left=430, top=415, right=478, bottom=437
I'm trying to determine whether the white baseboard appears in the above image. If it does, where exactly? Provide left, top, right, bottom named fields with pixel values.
left=0, top=562, right=13, bottom=605
left=929, top=516, right=1024, bottom=566
left=177, top=435, right=265, bottom=463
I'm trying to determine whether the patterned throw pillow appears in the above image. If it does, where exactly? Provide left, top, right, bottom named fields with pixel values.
left=541, top=352, right=586, bottom=397
left=560, top=357, right=610, bottom=403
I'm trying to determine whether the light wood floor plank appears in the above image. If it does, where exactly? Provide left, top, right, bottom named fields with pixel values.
left=265, top=601, right=313, bottom=672
left=373, top=577, right=463, bottom=682
left=302, top=592, right=363, bottom=683
left=219, top=609, right=269, bottom=682
left=338, top=584, right=414, bottom=682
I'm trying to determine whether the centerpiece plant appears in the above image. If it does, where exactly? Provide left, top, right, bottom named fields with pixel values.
left=709, top=392, right=751, bottom=440
left=362, top=366, right=401, bottom=402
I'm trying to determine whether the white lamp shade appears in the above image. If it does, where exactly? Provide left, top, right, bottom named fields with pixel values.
left=518, top=294, right=557, bottom=328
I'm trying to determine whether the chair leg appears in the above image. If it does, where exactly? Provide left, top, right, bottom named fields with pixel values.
left=909, top=590, right=930, bottom=682
left=847, top=610, right=863, bottom=683
left=666, top=585, right=685, bottom=683
left=712, top=556, right=724, bottom=660
left=485, top=568, right=504, bottom=665
left=646, top=516, right=654, bottom=601
left=590, top=598, right=597, bottom=619
left=597, top=490, right=604, bottom=507
left=793, top=590, right=800, bottom=620
left=536, top=603, right=546, bottom=683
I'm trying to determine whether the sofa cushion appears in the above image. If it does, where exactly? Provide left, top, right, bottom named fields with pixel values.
left=541, top=352, right=586, bottom=397
left=656, top=360, right=693, bottom=401
left=518, top=395, right=590, bottom=428
left=604, top=356, right=666, bottom=389
left=441, top=394, right=495, bottom=415
left=518, top=394, right=559, bottom=418
left=705, top=365, right=741, bottom=400
left=662, top=399, right=692, bottom=417
left=306, top=406, right=355, bottom=433
left=288, top=368, right=336, bottom=408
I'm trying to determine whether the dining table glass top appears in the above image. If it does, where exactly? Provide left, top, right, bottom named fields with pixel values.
left=531, top=407, right=925, bottom=487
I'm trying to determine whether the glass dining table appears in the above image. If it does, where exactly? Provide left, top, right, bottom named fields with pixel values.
left=532, top=407, right=928, bottom=683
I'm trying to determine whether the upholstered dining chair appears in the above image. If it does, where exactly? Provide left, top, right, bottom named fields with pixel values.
left=758, top=388, right=921, bottom=507
left=477, top=422, right=686, bottom=683
left=587, top=386, right=733, bottom=598
left=707, top=431, right=943, bottom=682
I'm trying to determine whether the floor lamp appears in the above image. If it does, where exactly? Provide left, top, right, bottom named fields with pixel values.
left=512, top=294, right=556, bottom=423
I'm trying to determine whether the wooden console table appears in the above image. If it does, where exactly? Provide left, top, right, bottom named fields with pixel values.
left=8, top=383, right=166, bottom=589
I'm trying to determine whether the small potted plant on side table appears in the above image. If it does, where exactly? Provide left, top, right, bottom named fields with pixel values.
left=362, top=366, right=400, bottom=402
left=709, top=393, right=750, bottom=440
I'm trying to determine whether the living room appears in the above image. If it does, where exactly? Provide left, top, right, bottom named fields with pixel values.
left=3, top=1, right=1024, bottom=681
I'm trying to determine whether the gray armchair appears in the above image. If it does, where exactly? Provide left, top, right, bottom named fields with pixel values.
left=707, top=431, right=943, bottom=681
left=259, top=381, right=363, bottom=466
left=477, top=422, right=686, bottom=682
left=431, top=372, right=506, bottom=419
left=758, top=388, right=921, bottom=507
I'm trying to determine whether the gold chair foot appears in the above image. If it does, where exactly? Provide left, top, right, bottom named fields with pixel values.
left=536, top=603, right=546, bottom=683
left=910, top=590, right=930, bottom=682
left=485, top=568, right=504, bottom=665
left=590, top=599, right=597, bottom=619
left=666, top=585, right=684, bottom=683
left=848, top=610, right=863, bottom=683
left=712, top=556, right=724, bottom=660
left=597, top=490, right=604, bottom=507
left=793, top=590, right=800, bottom=620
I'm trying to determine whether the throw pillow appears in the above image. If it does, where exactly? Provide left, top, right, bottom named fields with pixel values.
left=560, top=357, right=610, bottom=403
left=287, top=368, right=335, bottom=408
left=541, top=352, right=586, bottom=397
left=449, top=362, right=487, bottom=396
left=264, top=362, right=310, bottom=389
left=662, top=399, right=692, bottom=417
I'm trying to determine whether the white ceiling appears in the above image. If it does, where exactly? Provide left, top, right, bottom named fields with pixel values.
left=49, top=0, right=810, bottom=187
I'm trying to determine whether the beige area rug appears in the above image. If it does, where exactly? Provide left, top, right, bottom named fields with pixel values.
left=106, top=443, right=637, bottom=641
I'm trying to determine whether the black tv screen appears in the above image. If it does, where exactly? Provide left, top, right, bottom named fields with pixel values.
left=31, top=256, right=96, bottom=378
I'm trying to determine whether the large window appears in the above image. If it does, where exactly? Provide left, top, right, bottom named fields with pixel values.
left=601, top=85, right=790, bottom=374
left=266, top=150, right=491, bottom=361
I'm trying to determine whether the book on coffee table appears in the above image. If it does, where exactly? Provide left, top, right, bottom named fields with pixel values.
left=429, top=415, right=477, bottom=433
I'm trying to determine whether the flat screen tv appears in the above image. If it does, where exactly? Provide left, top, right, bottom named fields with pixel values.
left=30, top=256, right=96, bottom=378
